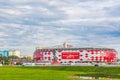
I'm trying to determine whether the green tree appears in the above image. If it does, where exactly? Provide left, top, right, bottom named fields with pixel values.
left=8, top=55, right=19, bottom=59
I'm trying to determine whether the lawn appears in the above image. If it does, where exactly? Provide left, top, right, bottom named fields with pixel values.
left=0, top=66, right=120, bottom=80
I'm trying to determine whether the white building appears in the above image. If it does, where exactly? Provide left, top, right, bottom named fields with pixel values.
left=9, top=50, right=21, bottom=57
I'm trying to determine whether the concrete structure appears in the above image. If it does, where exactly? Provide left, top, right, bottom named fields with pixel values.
left=33, top=48, right=117, bottom=64
left=63, top=41, right=68, bottom=48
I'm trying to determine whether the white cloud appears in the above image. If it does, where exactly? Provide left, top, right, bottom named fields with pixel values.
left=16, top=5, right=33, bottom=9
left=0, top=0, right=120, bottom=57
left=0, top=8, right=23, bottom=15
left=0, top=32, right=4, bottom=36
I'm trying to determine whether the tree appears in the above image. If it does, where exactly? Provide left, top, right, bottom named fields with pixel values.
left=8, top=55, right=19, bottom=59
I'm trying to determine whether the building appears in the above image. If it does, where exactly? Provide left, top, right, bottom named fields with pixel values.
left=9, top=50, right=21, bottom=57
left=0, top=50, right=21, bottom=57
left=33, top=47, right=117, bottom=64
left=0, top=50, right=9, bottom=57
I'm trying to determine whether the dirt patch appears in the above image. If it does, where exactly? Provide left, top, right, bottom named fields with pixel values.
left=68, top=76, right=113, bottom=80
left=68, top=76, right=80, bottom=78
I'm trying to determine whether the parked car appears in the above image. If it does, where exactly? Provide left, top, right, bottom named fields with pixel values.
left=22, top=63, right=35, bottom=66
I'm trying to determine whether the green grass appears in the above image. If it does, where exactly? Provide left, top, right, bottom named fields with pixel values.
left=0, top=66, right=120, bottom=80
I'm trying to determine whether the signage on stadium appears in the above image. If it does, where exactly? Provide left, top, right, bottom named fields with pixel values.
left=62, top=52, right=79, bottom=59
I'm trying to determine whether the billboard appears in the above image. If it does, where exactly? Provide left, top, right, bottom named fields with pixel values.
left=62, top=52, right=79, bottom=59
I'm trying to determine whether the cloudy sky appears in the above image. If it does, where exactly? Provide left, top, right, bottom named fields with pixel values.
left=0, top=0, right=120, bottom=57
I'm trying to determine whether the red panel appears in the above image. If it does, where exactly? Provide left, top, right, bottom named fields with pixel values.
left=105, top=50, right=117, bottom=62
left=48, top=52, right=51, bottom=55
left=62, top=52, right=79, bottom=59
left=48, top=57, right=50, bottom=60
left=91, top=56, right=94, bottom=61
left=80, top=58, right=83, bottom=61
left=80, top=54, right=83, bottom=56
left=80, top=50, right=83, bottom=52
left=45, top=57, right=47, bottom=59
left=95, top=56, right=98, bottom=61
left=91, top=58, right=94, bottom=61
left=85, top=55, right=88, bottom=58
left=91, top=50, right=94, bottom=54
left=58, top=49, right=62, bottom=52
left=34, top=51, right=44, bottom=60
left=59, top=55, right=61, bottom=57
left=59, top=59, right=61, bottom=61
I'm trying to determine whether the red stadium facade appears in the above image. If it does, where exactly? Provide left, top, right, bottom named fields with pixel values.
left=33, top=48, right=117, bottom=64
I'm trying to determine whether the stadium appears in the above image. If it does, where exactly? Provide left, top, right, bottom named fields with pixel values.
left=33, top=42, right=117, bottom=65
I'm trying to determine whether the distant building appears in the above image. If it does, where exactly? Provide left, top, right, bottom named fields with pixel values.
left=9, top=50, right=21, bottom=57
left=0, top=50, right=21, bottom=57
left=0, top=50, right=9, bottom=57
left=27, top=55, right=33, bottom=60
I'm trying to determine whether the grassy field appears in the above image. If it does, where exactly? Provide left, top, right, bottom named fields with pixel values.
left=0, top=66, right=120, bottom=80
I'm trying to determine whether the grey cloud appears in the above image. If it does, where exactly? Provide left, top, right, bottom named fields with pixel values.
left=0, top=0, right=120, bottom=56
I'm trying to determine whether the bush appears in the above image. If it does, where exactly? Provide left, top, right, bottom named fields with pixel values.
left=16, top=62, right=22, bottom=65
